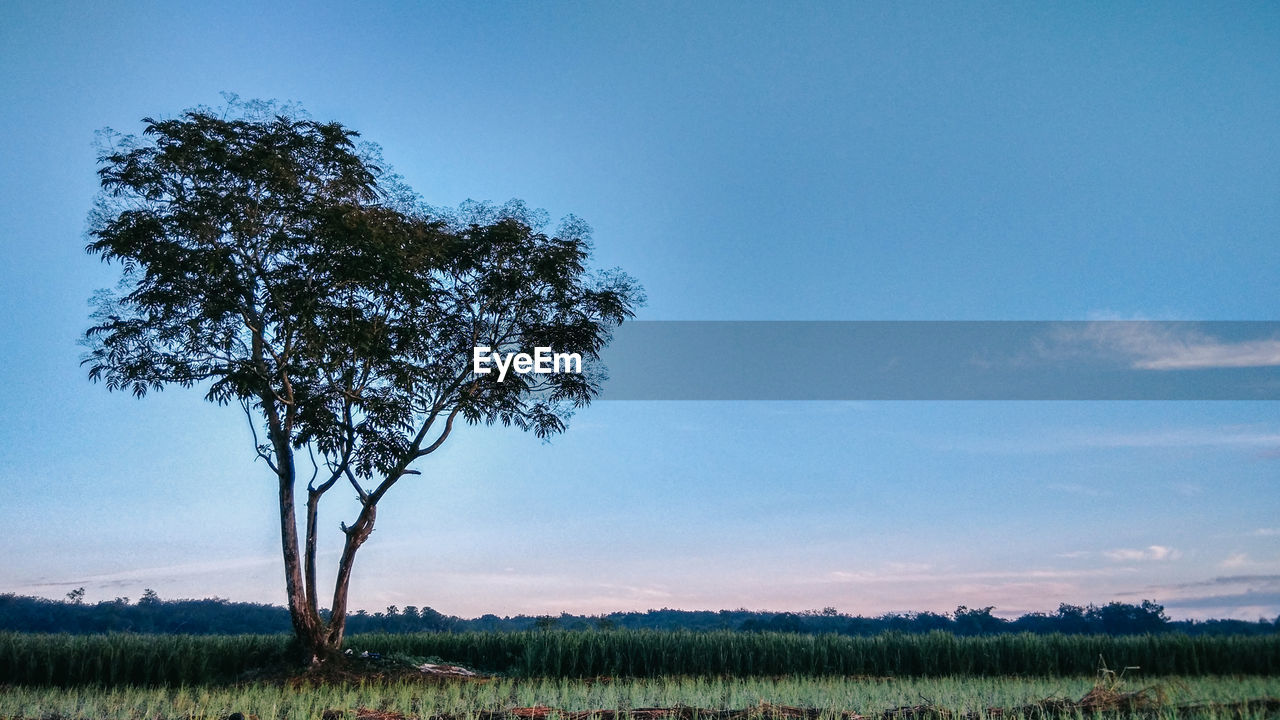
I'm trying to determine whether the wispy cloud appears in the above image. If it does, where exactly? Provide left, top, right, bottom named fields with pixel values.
left=1103, top=545, right=1180, bottom=562
left=1162, top=574, right=1280, bottom=591
left=352, top=567, right=683, bottom=616
left=12, top=556, right=280, bottom=593
left=1085, top=428, right=1280, bottom=450
left=959, top=424, right=1280, bottom=457
left=1164, top=591, right=1280, bottom=612
left=1052, top=322, right=1280, bottom=370
left=1221, top=553, right=1249, bottom=569
left=1116, top=574, right=1280, bottom=619
left=827, top=565, right=1132, bottom=585
left=1056, top=547, right=1184, bottom=563
left=1254, top=528, right=1280, bottom=537
left=812, top=562, right=1149, bottom=619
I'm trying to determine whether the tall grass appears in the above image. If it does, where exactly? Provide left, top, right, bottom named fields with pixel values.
left=0, top=633, right=292, bottom=686
left=3, top=676, right=1280, bottom=720
left=347, top=630, right=1280, bottom=678
left=2, top=630, right=1278, bottom=686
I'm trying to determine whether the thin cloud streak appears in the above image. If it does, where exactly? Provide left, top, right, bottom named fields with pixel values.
left=1054, top=323, right=1280, bottom=370
left=826, top=566, right=1137, bottom=585
left=1117, top=573, right=1280, bottom=618
left=1103, top=546, right=1181, bottom=562
left=12, top=556, right=280, bottom=592
left=955, top=425, right=1280, bottom=456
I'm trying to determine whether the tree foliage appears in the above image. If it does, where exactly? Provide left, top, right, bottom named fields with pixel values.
left=83, top=99, right=641, bottom=662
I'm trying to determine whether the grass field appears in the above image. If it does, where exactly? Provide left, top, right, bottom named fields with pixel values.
left=2, top=675, right=1280, bottom=720
left=4, top=631, right=1279, bottom=686
left=3, top=631, right=1279, bottom=719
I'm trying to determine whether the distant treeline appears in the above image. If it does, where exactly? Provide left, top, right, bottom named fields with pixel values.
left=2, top=592, right=1277, bottom=637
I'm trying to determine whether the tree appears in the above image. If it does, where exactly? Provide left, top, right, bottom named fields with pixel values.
left=83, top=99, right=641, bottom=664
left=1091, top=600, right=1169, bottom=635
left=953, top=605, right=1005, bottom=635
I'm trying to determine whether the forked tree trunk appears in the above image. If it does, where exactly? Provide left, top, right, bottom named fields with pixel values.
left=324, top=503, right=378, bottom=651
left=273, top=400, right=447, bottom=665
left=279, top=466, right=379, bottom=665
left=276, top=464, right=327, bottom=665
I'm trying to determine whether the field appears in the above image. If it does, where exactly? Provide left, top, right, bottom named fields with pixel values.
left=4, top=631, right=1279, bottom=685
left=2, top=631, right=1279, bottom=719
left=3, top=675, right=1280, bottom=720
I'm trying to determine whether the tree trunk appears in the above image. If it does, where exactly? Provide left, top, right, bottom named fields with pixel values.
left=325, top=503, right=377, bottom=650
left=272, top=436, right=327, bottom=665
left=305, top=490, right=323, bottom=627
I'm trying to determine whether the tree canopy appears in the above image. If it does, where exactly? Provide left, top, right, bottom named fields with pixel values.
left=84, top=99, right=642, bottom=662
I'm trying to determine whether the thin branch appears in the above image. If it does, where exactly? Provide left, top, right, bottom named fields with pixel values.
left=367, top=403, right=464, bottom=506
left=415, top=404, right=463, bottom=459
left=344, top=466, right=369, bottom=503
left=243, top=400, right=279, bottom=473
left=305, top=443, right=320, bottom=488
left=309, top=403, right=355, bottom=495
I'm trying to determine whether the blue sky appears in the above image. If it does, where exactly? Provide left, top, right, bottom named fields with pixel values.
left=1, top=1, right=1277, bottom=620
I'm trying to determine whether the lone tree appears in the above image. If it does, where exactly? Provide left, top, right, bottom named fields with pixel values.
left=84, top=100, right=641, bottom=664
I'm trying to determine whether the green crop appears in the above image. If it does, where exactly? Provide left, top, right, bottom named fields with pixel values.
left=2, top=630, right=1278, bottom=686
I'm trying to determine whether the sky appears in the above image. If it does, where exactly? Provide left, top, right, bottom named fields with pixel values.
left=1, top=1, right=1278, bottom=621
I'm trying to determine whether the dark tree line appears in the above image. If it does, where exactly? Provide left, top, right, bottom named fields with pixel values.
left=3, top=593, right=1276, bottom=636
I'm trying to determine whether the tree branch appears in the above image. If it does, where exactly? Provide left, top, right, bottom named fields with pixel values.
left=242, top=400, right=279, bottom=473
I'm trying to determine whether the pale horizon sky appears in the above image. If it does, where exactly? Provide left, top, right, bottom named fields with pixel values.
left=1, top=2, right=1278, bottom=622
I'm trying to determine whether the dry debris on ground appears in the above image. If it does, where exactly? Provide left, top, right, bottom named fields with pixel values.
left=315, top=692, right=1280, bottom=720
